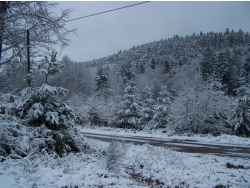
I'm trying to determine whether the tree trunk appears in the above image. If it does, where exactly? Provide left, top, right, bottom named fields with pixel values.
left=0, top=1, right=8, bottom=64
left=27, top=29, right=31, bottom=87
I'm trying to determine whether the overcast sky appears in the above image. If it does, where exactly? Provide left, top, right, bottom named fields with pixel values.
left=57, top=1, right=250, bottom=62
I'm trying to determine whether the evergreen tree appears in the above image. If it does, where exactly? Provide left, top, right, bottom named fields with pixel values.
left=120, top=62, right=135, bottom=84
left=153, top=86, right=171, bottom=128
left=163, top=60, right=171, bottom=73
left=201, top=46, right=217, bottom=80
left=140, top=85, right=155, bottom=125
left=150, top=58, right=156, bottom=69
left=218, top=49, right=231, bottom=90
left=229, top=29, right=235, bottom=47
left=117, top=79, right=141, bottom=129
left=38, top=51, right=64, bottom=84
left=226, top=47, right=243, bottom=95
left=218, top=32, right=224, bottom=49
left=95, top=66, right=111, bottom=100
left=136, top=61, right=145, bottom=74
left=237, top=29, right=244, bottom=45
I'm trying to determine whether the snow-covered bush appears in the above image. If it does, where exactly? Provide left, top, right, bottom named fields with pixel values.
left=172, top=83, right=234, bottom=136
left=106, top=139, right=125, bottom=173
left=85, top=96, right=118, bottom=127
left=0, top=114, right=29, bottom=158
left=171, top=63, right=235, bottom=135
left=0, top=93, right=17, bottom=115
left=88, top=106, right=108, bottom=126
left=232, top=86, right=250, bottom=137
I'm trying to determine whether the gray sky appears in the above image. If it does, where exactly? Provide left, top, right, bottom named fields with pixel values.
left=57, top=1, right=250, bottom=62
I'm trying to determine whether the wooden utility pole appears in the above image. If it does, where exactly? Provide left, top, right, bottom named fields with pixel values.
left=27, top=29, right=31, bottom=87
left=0, top=1, right=8, bottom=64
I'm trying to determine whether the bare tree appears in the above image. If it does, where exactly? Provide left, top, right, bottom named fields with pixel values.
left=0, top=1, right=8, bottom=62
left=0, top=1, right=75, bottom=65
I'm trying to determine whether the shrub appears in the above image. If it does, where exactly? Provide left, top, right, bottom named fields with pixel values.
left=106, top=139, right=125, bottom=173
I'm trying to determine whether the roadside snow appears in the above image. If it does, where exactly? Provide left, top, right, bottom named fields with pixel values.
left=1, top=138, right=249, bottom=188
left=81, top=126, right=250, bottom=146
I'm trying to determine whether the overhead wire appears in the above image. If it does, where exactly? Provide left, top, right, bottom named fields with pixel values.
left=64, top=1, right=150, bottom=23
left=5, top=1, right=151, bottom=36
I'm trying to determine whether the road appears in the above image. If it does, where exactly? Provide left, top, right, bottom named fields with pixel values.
left=81, top=131, right=250, bottom=159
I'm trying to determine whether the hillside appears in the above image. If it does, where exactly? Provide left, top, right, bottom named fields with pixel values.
left=1, top=28, right=250, bottom=188
left=1, top=28, right=250, bottom=136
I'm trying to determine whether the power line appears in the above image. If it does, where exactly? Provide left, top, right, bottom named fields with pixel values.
left=64, top=1, right=150, bottom=23
left=4, top=1, right=151, bottom=38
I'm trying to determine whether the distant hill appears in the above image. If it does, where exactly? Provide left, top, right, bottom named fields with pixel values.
left=83, top=28, right=250, bottom=68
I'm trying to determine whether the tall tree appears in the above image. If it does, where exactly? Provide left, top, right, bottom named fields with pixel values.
left=38, top=51, right=64, bottom=84
left=217, top=49, right=231, bottom=90
left=120, top=62, right=135, bottom=84
left=0, top=1, right=8, bottom=63
left=95, top=66, right=111, bottom=101
left=140, top=85, right=155, bottom=125
left=153, top=86, right=171, bottom=128
left=0, top=2, right=75, bottom=65
left=201, top=46, right=217, bottom=80
left=117, top=79, right=141, bottom=129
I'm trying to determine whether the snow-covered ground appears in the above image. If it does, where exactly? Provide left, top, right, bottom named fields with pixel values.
left=81, top=126, right=250, bottom=146
left=1, top=137, right=250, bottom=188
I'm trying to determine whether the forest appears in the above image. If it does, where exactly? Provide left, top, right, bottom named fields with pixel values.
left=1, top=25, right=250, bottom=158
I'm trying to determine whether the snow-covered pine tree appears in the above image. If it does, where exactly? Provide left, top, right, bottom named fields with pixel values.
left=217, top=49, right=231, bottom=89
left=226, top=46, right=244, bottom=95
left=37, top=51, right=64, bottom=84
left=95, top=66, right=111, bottom=101
left=140, top=85, right=155, bottom=126
left=153, top=86, right=171, bottom=128
left=17, top=84, right=75, bottom=130
left=120, top=62, right=135, bottom=85
left=117, top=79, right=141, bottom=129
left=201, top=46, right=217, bottom=80
left=233, top=86, right=250, bottom=137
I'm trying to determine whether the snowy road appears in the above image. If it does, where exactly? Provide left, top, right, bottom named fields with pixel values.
left=81, top=131, right=250, bottom=159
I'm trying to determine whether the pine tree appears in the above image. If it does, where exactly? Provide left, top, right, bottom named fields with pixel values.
left=38, top=51, right=64, bottom=84
left=226, top=47, right=243, bottom=95
left=201, top=46, right=217, bottom=80
left=153, top=86, right=171, bottom=128
left=229, top=29, right=235, bottom=47
left=218, top=49, right=231, bottom=89
left=136, top=61, right=145, bottom=74
left=117, top=79, right=141, bottom=129
left=120, top=62, right=135, bottom=84
left=140, top=85, right=155, bottom=125
left=163, top=60, right=171, bottom=73
left=150, top=58, right=156, bottom=69
left=95, top=66, right=111, bottom=100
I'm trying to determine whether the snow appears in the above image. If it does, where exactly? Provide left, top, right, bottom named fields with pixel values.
left=0, top=138, right=249, bottom=187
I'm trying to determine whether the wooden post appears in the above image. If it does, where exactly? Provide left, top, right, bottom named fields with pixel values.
left=27, top=29, right=31, bottom=87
